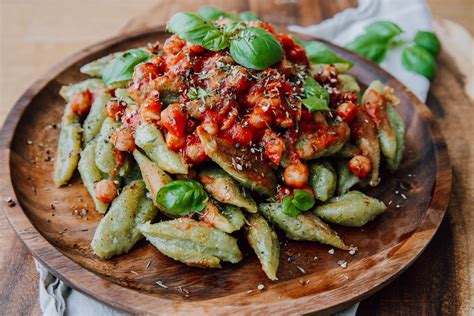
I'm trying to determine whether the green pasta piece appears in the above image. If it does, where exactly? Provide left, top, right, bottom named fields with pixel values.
left=95, top=117, right=121, bottom=174
left=386, top=105, right=405, bottom=172
left=362, top=80, right=397, bottom=162
left=91, top=180, right=157, bottom=258
left=78, top=140, right=109, bottom=213
left=314, top=190, right=386, bottom=227
left=338, top=74, right=361, bottom=97
left=139, top=219, right=242, bottom=268
left=337, top=159, right=360, bottom=195
left=199, top=201, right=241, bottom=233
left=220, top=204, right=245, bottom=231
left=245, top=213, right=280, bottom=281
left=352, top=108, right=381, bottom=186
left=198, top=166, right=257, bottom=213
left=53, top=122, right=82, bottom=187
left=259, top=202, right=348, bottom=250
left=83, top=88, right=111, bottom=143
left=197, top=128, right=276, bottom=196
left=296, top=122, right=349, bottom=160
left=135, top=123, right=188, bottom=174
left=80, top=52, right=120, bottom=77
left=309, top=160, right=337, bottom=202
left=59, top=79, right=103, bottom=102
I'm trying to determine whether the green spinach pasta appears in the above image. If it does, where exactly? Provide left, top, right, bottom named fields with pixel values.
left=53, top=9, right=405, bottom=280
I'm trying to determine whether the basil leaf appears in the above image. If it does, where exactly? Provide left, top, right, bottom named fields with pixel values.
left=301, top=96, right=330, bottom=111
left=167, top=12, right=229, bottom=51
left=365, top=21, right=402, bottom=39
left=305, top=41, right=353, bottom=68
left=156, top=180, right=208, bottom=216
left=102, top=49, right=152, bottom=86
left=229, top=27, right=283, bottom=70
left=291, top=190, right=315, bottom=211
left=224, top=22, right=246, bottom=36
left=401, top=46, right=437, bottom=80
left=346, top=34, right=388, bottom=63
left=282, top=196, right=301, bottom=217
left=414, top=31, right=441, bottom=56
left=198, top=7, right=236, bottom=20
left=187, top=87, right=208, bottom=99
left=238, top=11, right=260, bottom=21
left=301, top=76, right=330, bottom=111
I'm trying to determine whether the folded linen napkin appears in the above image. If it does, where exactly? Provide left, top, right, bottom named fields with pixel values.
left=36, top=0, right=435, bottom=314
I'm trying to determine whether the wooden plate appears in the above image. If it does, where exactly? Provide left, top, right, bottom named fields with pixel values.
left=0, top=28, right=451, bottom=315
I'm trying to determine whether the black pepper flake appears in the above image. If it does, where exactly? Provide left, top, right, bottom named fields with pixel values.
left=5, top=197, right=16, bottom=207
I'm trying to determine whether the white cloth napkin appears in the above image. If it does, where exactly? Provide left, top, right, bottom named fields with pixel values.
left=36, top=0, right=435, bottom=315
left=289, top=0, right=433, bottom=101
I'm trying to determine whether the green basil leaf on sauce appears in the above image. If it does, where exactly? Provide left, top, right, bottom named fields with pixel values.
left=413, top=31, right=441, bottom=57
left=198, top=7, right=236, bottom=20
left=167, top=12, right=229, bottom=51
left=238, top=11, right=260, bottom=21
left=156, top=180, right=209, bottom=216
left=301, top=76, right=330, bottom=111
left=102, top=49, right=152, bottom=86
left=301, top=96, right=330, bottom=111
left=229, top=27, right=283, bottom=70
left=401, top=45, right=437, bottom=80
left=305, top=41, right=353, bottom=68
left=365, top=21, right=402, bottom=39
left=291, top=190, right=315, bottom=211
left=282, top=196, right=301, bottom=217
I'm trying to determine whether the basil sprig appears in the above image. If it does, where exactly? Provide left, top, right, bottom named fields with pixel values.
left=301, top=76, right=330, bottom=111
left=401, top=46, right=437, bottom=80
left=102, top=49, right=152, bottom=86
left=156, top=180, right=208, bottom=216
left=282, top=190, right=315, bottom=217
left=346, top=21, right=402, bottom=64
left=305, top=41, right=353, bottom=68
left=167, top=12, right=229, bottom=51
left=167, top=12, right=282, bottom=69
left=230, top=27, right=283, bottom=70
left=346, top=20, right=441, bottom=80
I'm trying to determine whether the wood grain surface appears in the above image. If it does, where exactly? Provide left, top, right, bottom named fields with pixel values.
left=0, top=0, right=472, bottom=315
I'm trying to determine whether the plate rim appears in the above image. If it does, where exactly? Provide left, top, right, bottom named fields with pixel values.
left=0, top=26, right=452, bottom=315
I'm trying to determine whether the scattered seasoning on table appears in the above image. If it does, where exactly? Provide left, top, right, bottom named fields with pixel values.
left=328, top=248, right=335, bottom=255
left=349, top=246, right=358, bottom=256
left=337, top=260, right=348, bottom=269
left=299, top=279, right=310, bottom=285
left=401, top=193, right=407, bottom=200
left=58, top=228, right=68, bottom=235
left=26, top=140, right=33, bottom=145
left=146, top=260, right=153, bottom=269
left=156, top=280, right=168, bottom=288
left=257, top=284, right=265, bottom=291
left=297, top=266, right=306, bottom=274
left=5, top=197, right=16, bottom=207
left=313, top=256, right=318, bottom=260
left=130, top=270, right=138, bottom=275
left=177, top=286, right=190, bottom=297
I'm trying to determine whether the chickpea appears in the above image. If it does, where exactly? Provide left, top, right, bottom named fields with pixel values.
left=348, top=155, right=372, bottom=178
left=262, top=129, right=285, bottom=165
left=284, top=161, right=309, bottom=188
left=105, top=99, right=126, bottom=121
left=163, top=34, right=186, bottom=55
left=166, top=132, right=186, bottom=151
left=95, top=179, right=118, bottom=203
left=111, top=128, right=136, bottom=152
left=70, top=90, right=92, bottom=116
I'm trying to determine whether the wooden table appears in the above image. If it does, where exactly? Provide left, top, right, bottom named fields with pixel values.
left=1, top=0, right=473, bottom=314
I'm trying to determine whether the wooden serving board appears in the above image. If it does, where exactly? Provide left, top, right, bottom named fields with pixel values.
left=0, top=24, right=452, bottom=314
